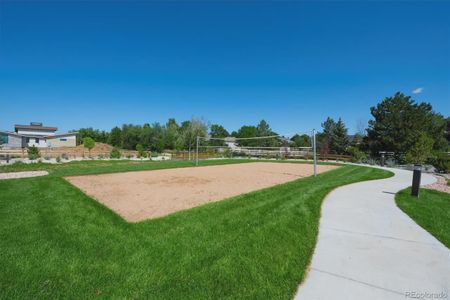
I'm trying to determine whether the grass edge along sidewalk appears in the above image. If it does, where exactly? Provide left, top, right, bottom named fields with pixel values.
left=0, top=162, right=392, bottom=299
left=396, top=188, right=450, bottom=249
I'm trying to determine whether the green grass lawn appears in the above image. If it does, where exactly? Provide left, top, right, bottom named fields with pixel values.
left=0, top=160, right=392, bottom=299
left=396, top=188, right=450, bottom=248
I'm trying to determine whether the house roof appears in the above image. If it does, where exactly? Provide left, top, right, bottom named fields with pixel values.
left=1, top=131, right=77, bottom=139
left=47, top=132, right=78, bottom=139
left=15, top=124, right=58, bottom=131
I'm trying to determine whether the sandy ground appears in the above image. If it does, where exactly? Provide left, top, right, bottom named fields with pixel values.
left=66, top=162, right=337, bottom=222
left=0, top=171, right=48, bottom=180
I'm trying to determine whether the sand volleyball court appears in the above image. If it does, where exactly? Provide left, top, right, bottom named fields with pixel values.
left=66, top=162, right=337, bottom=222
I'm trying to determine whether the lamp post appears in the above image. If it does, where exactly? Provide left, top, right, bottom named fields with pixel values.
left=312, top=129, right=317, bottom=177
left=411, top=164, right=422, bottom=197
left=195, top=136, right=199, bottom=166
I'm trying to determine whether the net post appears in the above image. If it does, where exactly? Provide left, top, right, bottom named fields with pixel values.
left=313, top=129, right=317, bottom=177
left=196, top=136, right=199, bottom=166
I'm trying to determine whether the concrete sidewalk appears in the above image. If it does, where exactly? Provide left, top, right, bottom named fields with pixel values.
left=295, top=168, right=450, bottom=300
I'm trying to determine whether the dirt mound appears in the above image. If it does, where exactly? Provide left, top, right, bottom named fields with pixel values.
left=75, top=142, right=113, bottom=152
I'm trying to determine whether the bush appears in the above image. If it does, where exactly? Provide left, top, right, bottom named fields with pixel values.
left=366, top=157, right=378, bottom=165
left=346, top=146, right=367, bottom=163
left=56, top=156, right=61, bottom=163
left=385, top=158, right=397, bottom=167
left=110, top=147, right=121, bottom=159
left=429, top=153, right=450, bottom=173
left=136, top=144, right=147, bottom=158
left=405, top=132, right=434, bottom=164
left=83, top=137, right=95, bottom=157
left=27, top=146, right=40, bottom=160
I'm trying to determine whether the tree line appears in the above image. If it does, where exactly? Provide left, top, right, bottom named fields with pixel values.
left=74, top=92, right=449, bottom=169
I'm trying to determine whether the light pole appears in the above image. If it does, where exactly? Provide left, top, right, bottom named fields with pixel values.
left=313, top=129, right=317, bottom=177
left=411, top=164, right=422, bottom=197
left=195, top=135, right=199, bottom=166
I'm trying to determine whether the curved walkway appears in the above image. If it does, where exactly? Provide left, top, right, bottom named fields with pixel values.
left=295, top=168, right=450, bottom=300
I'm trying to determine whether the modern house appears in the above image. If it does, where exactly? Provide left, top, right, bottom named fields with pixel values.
left=0, top=122, right=77, bottom=148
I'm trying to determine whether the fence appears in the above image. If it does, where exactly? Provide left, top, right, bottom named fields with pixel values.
left=0, top=146, right=138, bottom=160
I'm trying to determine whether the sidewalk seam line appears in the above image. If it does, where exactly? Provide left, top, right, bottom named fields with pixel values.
left=322, top=226, right=439, bottom=246
left=311, top=268, right=405, bottom=296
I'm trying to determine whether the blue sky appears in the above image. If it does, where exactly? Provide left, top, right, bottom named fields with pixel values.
left=0, top=1, right=449, bottom=135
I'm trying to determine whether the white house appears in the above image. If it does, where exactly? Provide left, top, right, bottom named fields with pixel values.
left=0, top=122, right=77, bottom=148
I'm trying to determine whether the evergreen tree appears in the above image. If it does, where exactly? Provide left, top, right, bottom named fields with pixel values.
left=405, top=131, right=434, bottom=164
left=321, top=117, right=336, bottom=151
left=332, top=118, right=349, bottom=154
left=256, top=120, right=278, bottom=147
left=366, top=92, right=448, bottom=157
left=109, top=127, right=122, bottom=147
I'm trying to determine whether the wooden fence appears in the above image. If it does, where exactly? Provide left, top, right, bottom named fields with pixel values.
left=0, top=147, right=138, bottom=159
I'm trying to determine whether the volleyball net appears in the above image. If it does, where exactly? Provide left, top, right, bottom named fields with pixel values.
left=195, top=131, right=318, bottom=175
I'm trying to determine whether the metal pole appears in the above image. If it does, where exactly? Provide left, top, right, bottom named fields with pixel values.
left=313, top=129, right=317, bottom=177
left=196, top=135, right=199, bottom=166
left=411, top=164, right=422, bottom=197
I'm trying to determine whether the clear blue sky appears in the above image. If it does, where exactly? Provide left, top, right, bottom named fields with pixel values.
left=0, top=1, right=449, bottom=135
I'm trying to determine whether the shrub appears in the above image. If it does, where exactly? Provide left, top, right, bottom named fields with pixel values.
left=56, top=156, right=61, bottom=163
left=385, top=158, right=397, bottom=167
left=83, top=137, right=95, bottom=157
left=27, top=146, right=40, bottom=160
left=223, top=148, right=232, bottom=158
left=429, top=153, right=450, bottom=173
left=346, top=146, right=367, bottom=163
left=405, top=132, right=434, bottom=164
left=366, top=157, right=378, bottom=165
left=136, top=144, right=146, bottom=158
left=110, top=147, right=121, bottom=159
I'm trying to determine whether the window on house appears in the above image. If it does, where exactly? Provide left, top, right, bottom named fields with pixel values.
left=26, top=137, right=30, bottom=143
left=35, top=138, right=39, bottom=143
left=0, top=133, right=8, bottom=145
left=60, top=138, right=67, bottom=141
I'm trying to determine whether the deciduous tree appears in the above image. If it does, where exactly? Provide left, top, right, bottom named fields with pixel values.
left=83, top=137, right=95, bottom=157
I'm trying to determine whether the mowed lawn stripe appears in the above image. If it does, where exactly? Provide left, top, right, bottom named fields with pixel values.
left=396, top=187, right=450, bottom=248
left=0, top=162, right=392, bottom=299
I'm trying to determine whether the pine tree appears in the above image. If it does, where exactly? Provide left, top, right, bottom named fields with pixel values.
left=321, top=117, right=336, bottom=151
left=256, top=120, right=277, bottom=147
left=109, top=127, right=122, bottom=147
left=332, top=118, right=349, bottom=154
